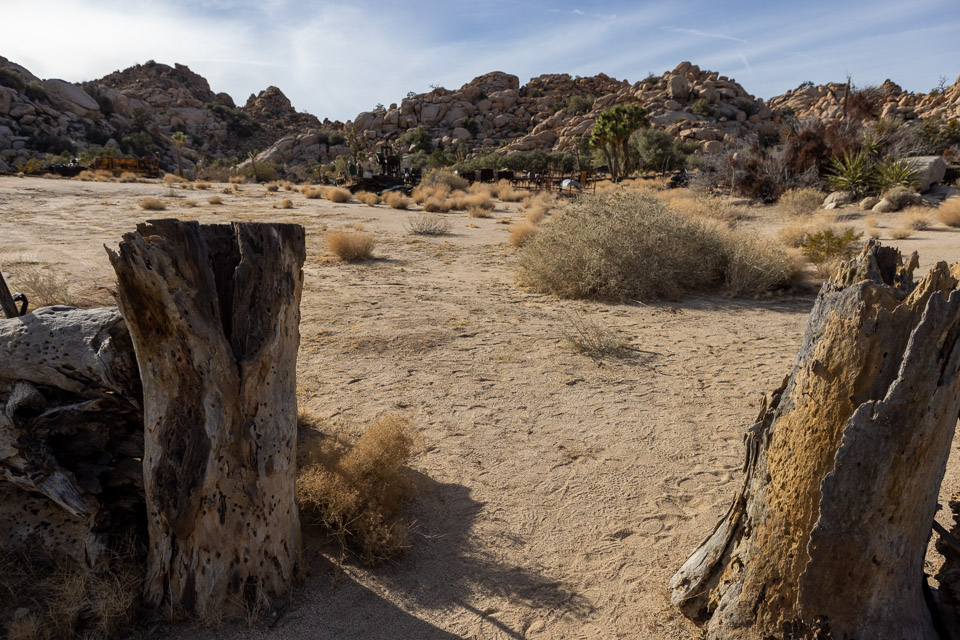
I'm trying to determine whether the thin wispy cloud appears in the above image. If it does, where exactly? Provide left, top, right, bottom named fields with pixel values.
left=663, top=27, right=746, bottom=44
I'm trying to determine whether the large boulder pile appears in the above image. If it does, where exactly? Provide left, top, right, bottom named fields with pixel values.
left=0, top=57, right=338, bottom=173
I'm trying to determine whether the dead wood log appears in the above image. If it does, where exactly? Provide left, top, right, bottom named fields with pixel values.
left=671, top=242, right=960, bottom=639
left=107, top=219, right=305, bottom=617
left=0, top=306, right=144, bottom=565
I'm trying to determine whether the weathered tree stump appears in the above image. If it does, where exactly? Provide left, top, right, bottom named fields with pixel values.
left=671, top=243, right=960, bottom=639
left=107, top=219, right=305, bottom=617
left=0, top=306, right=144, bottom=565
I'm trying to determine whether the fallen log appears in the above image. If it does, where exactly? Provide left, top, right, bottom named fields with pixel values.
left=0, top=306, right=144, bottom=565
left=671, top=242, right=960, bottom=639
left=107, top=219, right=305, bottom=617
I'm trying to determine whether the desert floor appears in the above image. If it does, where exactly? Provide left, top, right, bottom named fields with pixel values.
left=2, top=175, right=960, bottom=639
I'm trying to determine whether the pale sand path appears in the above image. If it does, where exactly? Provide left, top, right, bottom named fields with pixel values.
left=1, top=176, right=958, bottom=639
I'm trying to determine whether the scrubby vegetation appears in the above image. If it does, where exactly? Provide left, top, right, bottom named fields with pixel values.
left=327, top=227, right=376, bottom=261
left=297, top=414, right=417, bottom=564
left=517, top=191, right=799, bottom=300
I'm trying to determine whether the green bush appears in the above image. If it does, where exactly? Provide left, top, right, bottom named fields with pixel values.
left=24, top=81, right=46, bottom=101
left=873, top=156, right=920, bottom=192
left=517, top=191, right=797, bottom=301
left=691, top=98, right=713, bottom=117
left=567, top=95, right=594, bottom=114
left=421, top=168, right=468, bottom=191
left=825, top=151, right=874, bottom=193
left=427, top=148, right=453, bottom=169
left=630, top=128, right=691, bottom=174
left=121, top=131, right=154, bottom=157
left=0, top=66, right=25, bottom=91
left=800, top=227, right=863, bottom=265
left=398, top=126, right=433, bottom=153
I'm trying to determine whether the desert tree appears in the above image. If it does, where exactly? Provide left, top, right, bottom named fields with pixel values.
left=589, top=104, right=649, bottom=181
left=171, top=131, right=187, bottom=178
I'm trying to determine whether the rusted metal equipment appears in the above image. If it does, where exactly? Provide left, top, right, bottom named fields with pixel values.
left=92, top=156, right=160, bottom=176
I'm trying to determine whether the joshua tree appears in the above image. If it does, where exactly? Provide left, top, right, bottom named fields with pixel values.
left=171, top=131, right=187, bottom=178
left=589, top=104, right=649, bottom=181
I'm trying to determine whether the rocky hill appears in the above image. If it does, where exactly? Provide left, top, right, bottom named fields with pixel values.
left=253, top=62, right=781, bottom=168
left=766, top=76, right=960, bottom=123
left=1, top=54, right=958, bottom=176
left=0, top=56, right=342, bottom=173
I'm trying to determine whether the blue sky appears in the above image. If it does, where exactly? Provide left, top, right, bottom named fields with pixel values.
left=1, top=0, right=957, bottom=122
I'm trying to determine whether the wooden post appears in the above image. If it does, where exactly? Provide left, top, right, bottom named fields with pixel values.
left=671, top=243, right=960, bottom=639
left=107, top=219, right=305, bottom=617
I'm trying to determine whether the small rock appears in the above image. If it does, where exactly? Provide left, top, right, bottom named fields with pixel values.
left=859, top=196, right=881, bottom=210
left=872, top=199, right=897, bottom=213
left=823, top=191, right=855, bottom=207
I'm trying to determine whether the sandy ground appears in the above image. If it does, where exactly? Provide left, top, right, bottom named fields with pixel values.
left=2, top=175, right=960, bottom=639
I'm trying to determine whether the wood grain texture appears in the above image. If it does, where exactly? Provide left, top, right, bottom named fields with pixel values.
left=107, top=219, right=305, bottom=617
left=671, top=243, right=960, bottom=639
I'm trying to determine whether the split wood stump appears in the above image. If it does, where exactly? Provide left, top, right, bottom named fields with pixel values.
left=671, top=243, right=960, bottom=639
left=107, top=219, right=305, bottom=617
left=0, top=306, right=144, bottom=565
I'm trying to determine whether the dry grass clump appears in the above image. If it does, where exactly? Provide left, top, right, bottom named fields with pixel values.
left=468, top=182, right=496, bottom=198
left=75, top=170, right=96, bottom=181
left=163, top=173, right=186, bottom=186
left=864, top=215, right=880, bottom=228
left=301, top=186, right=326, bottom=199
left=0, top=545, right=144, bottom=640
left=496, top=180, right=524, bottom=202
left=228, top=175, right=246, bottom=184
left=881, top=185, right=920, bottom=210
left=422, top=198, right=451, bottom=213
left=208, top=195, right=223, bottom=205
left=468, top=205, right=494, bottom=218
left=326, top=187, right=352, bottom=203
left=182, top=199, right=198, bottom=208
left=421, top=168, right=469, bottom=191
left=138, top=198, right=166, bottom=211
left=777, top=188, right=822, bottom=216
left=406, top=214, right=452, bottom=236
left=356, top=191, right=381, bottom=206
left=384, top=192, right=411, bottom=209
left=889, top=227, right=914, bottom=239
left=297, top=414, right=417, bottom=564
left=327, top=227, right=376, bottom=261
left=658, top=189, right=746, bottom=225
left=193, top=181, right=211, bottom=190
left=777, top=224, right=812, bottom=248
left=509, top=221, right=539, bottom=248
left=6, top=264, right=74, bottom=306
left=900, top=206, right=933, bottom=230
left=561, top=311, right=634, bottom=363
left=265, top=183, right=280, bottom=192
left=937, top=198, right=960, bottom=227
left=517, top=191, right=798, bottom=301
left=412, top=184, right=451, bottom=204
left=94, top=170, right=114, bottom=182
left=117, top=172, right=139, bottom=183
left=282, top=181, right=296, bottom=191
left=280, top=198, right=293, bottom=209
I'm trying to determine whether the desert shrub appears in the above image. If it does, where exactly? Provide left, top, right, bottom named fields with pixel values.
left=297, top=414, right=416, bottom=564
left=420, top=169, right=468, bottom=191
left=630, top=128, right=691, bottom=174
left=384, top=192, right=411, bottom=209
left=243, top=161, right=278, bottom=183
left=422, top=198, right=450, bottom=213
left=356, top=191, right=380, bottom=206
left=889, top=227, right=914, bottom=239
left=509, top=221, right=538, bottom=248
left=463, top=194, right=494, bottom=212
left=561, top=311, right=632, bottom=362
left=265, top=183, right=280, bottom=192
left=778, top=224, right=813, bottom=248
left=0, top=545, right=144, bottom=640
left=567, top=94, right=594, bottom=114
left=24, top=81, right=47, bottom=101
left=406, top=214, right=451, bottom=236
left=182, top=199, right=198, bottom=207
left=778, top=188, right=823, bottom=216
left=327, top=228, right=375, bottom=261
left=0, top=66, right=25, bottom=91
left=280, top=198, right=293, bottom=209
left=302, top=186, right=325, bottom=199
left=208, top=195, right=223, bottom=205
left=900, top=206, right=933, bottom=230
left=937, top=198, right=960, bottom=227
left=138, top=198, right=166, bottom=211
left=15, top=157, right=46, bottom=175
left=799, top=227, right=863, bottom=265
left=6, top=265, right=74, bottom=307
left=326, top=187, right=352, bottom=203
left=228, top=175, right=246, bottom=184
left=468, top=205, right=494, bottom=218
left=497, top=181, right=524, bottom=202
left=162, top=173, right=186, bottom=186
left=117, top=172, right=138, bottom=183
left=691, top=98, right=713, bottom=117
left=517, top=191, right=796, bottom=300
left=75, top=170, right=96, bottom=181
left=524, top=204, right=548, bottom=224
left=722, top=233, right=802, bottom=296
left=397, top=126, right=433, bottom=153
left=193, top=181, right=211, bottom=190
